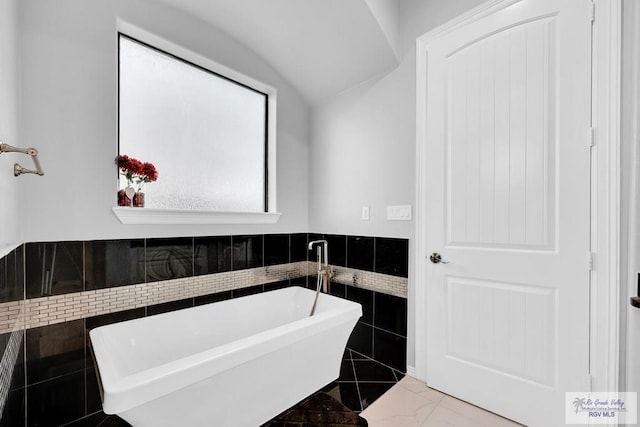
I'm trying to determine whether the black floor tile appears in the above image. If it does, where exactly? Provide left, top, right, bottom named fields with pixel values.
left=96, top=415, right=133, bottom=427
left=324, top=382, right=362, bottom=413
left=352, top=360, right=397, bottom=382
left=348, top=351, right=370, bottom=361
left=373, top=329, right=407, bottom=372
left=338, top=357, right=355, bottom=382
left=262, top=392, right=367, bottom=426
left=393, top=370, right=406, bottom=382
left=347, top=322, right=373, bottom=358
left=61, top=412, right=132, bottom=427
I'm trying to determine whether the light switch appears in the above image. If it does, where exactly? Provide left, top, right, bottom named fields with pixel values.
left=387, top=205, right=412, bottom=221
left=361, top=206, right=370, bottom=220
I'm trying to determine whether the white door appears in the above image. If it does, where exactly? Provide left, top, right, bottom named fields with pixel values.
left=421, top=0, right=592, bottom=425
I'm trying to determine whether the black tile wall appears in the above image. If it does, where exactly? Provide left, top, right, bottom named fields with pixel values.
left=324, top=234, right=346, bottom=266
left=85, top=308, right=146, bottom=331
left=374, top=292, right=408, bottom=337
left=0, top=246, right=24, bottom=303
left=25, top=241, right=84, bottom=298
left=290, top=233, right=309, bottom=262
left=26, top=320, right=85, bottom=386
left=264, top=280, right=292, bottom=293
left=194, top=236, right=232, bottom=276
left=232, top=235, right=264, bottom=270
left=0, top=246, right=26, bottom=427
left=346, top=287, right=374, bottom=324
left=374, top=237, right=409, bottom=278
left=329, top=282, right=346, bottom=299
left=26, top=370, right=86, bottom=426
left=194, top=290, right=233, bottom=306
left=85, top=239, right=145, bottom=290
left=263, top=234, right=290, bottom=266
left=1, top=388, right=25, bottom=427
left=146, top=297, right=194, bottom=316
left=347, top=236, right=374, bottom=271
left=0, top=233, right=408, bottom=427
left=344, top=286, right=408, bottom=373
left=233, top=284, right=265, bottom=298
left=145, top=238, right=194, bottom=282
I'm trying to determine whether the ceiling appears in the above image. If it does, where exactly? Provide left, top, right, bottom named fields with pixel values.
left=152, top=0, right=401, bottom=105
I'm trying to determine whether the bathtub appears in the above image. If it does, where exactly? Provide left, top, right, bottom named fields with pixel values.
left=89, top=286, right=362, bottom=427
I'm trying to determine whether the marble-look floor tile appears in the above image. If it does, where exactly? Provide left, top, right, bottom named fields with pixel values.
left=361, top=376, right=522, bottom=427
left=360, top=381, right=439, bottom=426
left=397, top=376, right=445, bottom=403
left=421, top=404, right=489, bottom=427
left=437, top=395, right=522, bottom=426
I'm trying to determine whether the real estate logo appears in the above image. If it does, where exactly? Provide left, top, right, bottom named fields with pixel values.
left=566, top=392, right=637, bottom=424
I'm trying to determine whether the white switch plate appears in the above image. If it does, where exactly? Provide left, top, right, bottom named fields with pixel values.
left=361, top=206, right=370, bottom=220
left=387, top=205, right=412, bottom=221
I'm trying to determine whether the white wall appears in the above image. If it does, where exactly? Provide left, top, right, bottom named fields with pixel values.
left=309, top=0, right=485, bottom=369
left=18, top=0, right=309, bottom=242
left=310, top=56, right=414, bottom=239
left=623, top=0, right=640, bottom=396
left=0, top=0, right=22, bottom=257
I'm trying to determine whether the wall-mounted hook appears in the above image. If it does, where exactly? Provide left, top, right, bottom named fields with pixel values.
left=0, top=142, right=44, bottom=176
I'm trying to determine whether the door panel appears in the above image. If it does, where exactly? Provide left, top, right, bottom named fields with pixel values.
left=423, top=1, right=591, bottom=425
left=447, top=17, right=556, bottom=250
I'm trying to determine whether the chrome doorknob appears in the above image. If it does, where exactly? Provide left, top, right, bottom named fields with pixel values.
left=429, top=253, right=449, bottom=264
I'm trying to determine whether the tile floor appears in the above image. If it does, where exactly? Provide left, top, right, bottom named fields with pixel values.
left=62, top=350, right=523, bottom=427
left=323, top=349, right=405, bottom=414
left=360, top=375, right=523, bottom=427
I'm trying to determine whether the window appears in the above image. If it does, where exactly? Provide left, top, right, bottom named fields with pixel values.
left=118, top=33, right=274, bottom=213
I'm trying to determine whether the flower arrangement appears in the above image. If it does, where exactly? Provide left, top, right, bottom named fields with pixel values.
left=116, top=154, right=158, bottom=191
left=116, top=154, right=158, bottom=207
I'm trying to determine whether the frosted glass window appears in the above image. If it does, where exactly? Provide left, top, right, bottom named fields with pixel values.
left=118, top=35, right=268, bottom=211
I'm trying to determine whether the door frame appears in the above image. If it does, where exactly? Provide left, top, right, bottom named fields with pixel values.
left=413, top=0, right=622, bottom=395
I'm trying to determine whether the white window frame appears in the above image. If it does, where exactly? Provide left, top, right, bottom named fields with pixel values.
left=112, top=21, right=279, bottom=225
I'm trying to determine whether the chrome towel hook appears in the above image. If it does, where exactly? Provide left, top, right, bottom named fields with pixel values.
left=0, top=141, right=44, bottom=176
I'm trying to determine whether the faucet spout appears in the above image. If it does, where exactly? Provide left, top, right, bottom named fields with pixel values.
left=308, top=240, right=329, bottom=267
left=307, top=239, right=333, bottom=316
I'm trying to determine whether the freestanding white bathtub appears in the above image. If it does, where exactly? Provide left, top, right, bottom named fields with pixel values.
left=89, top=286, right=362, bottom=427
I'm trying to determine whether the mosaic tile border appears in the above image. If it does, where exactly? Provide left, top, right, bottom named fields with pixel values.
left=0, top=261, right=407, bottom=334
left=0, top=304, right=24, bottom=418
left=331, top=266, right=408, bottom=299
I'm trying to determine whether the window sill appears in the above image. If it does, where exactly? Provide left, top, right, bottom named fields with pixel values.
left=112, top=207, right=282, bottom=225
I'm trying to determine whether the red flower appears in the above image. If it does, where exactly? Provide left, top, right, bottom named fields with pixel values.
left=116, top=154, right=131, bottom=173
left=141, top=162, right=158, bottom=182
left=116, top=154, right=158, bottom=190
